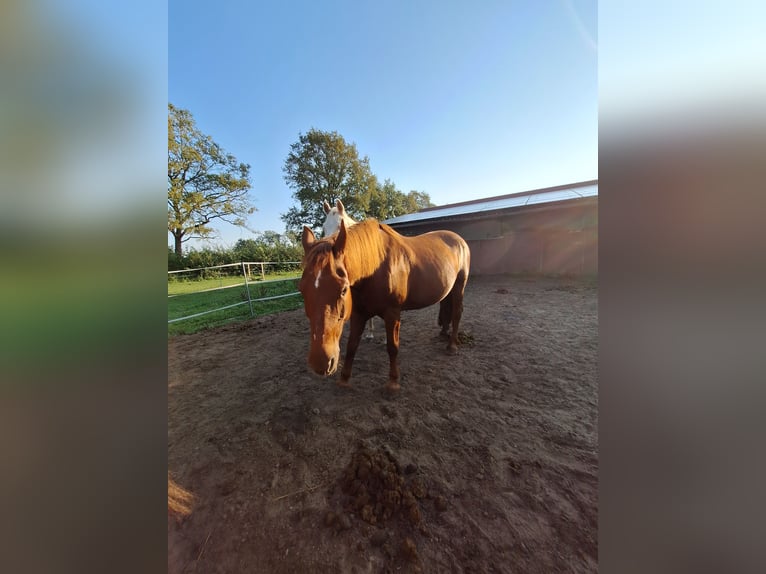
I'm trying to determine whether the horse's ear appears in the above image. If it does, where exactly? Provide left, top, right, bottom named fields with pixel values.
left=302, top=226, right=316, bottom=252
left=335, top=199, right=345, bottom=215
left=333, top=219, right=347, bottom=256
left=322, top=200, right=331, bottom=214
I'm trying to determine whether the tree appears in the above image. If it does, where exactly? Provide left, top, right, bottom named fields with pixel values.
left=168, top=103, right=255, bottom=256
left=368, top=180, right=436, bottom=221
left=281, top=129, right=377, bottom=234
left=368, top=179, right=407, bottom=220
left=231, top=238, right=268, bottom=262
left=405, top=190, right=435, bottom=212
left=232, top=231, right=303, bottom=263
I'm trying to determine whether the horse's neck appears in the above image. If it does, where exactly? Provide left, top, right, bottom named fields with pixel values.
left=346, top=252, right=383, bottom=286
left=344, top=222, right=388, bottom=285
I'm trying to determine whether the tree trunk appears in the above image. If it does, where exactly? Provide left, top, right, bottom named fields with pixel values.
left=174, top=232, right=183, bottom=257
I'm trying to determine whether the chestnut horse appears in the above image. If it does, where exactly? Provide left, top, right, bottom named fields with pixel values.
left=299, top=218, right=470, bottom=392
left=321, top=198, right=376, bottom=341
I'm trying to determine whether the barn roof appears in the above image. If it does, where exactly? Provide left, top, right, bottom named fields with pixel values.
left=383, top=180, right=597, bottom=226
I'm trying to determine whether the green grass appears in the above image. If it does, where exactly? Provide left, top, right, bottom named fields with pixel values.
left=168, top=269, right=302, bottom=295
left=168, top=275, right=248, bottom=295
left=168, top=276, right=303, bottom=336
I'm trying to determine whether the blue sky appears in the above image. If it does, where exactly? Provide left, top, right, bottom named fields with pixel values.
left=169, top=0, right=597, bottom=248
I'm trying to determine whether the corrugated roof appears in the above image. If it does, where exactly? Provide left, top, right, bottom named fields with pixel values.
left=383, top=180, right=598, bottom=226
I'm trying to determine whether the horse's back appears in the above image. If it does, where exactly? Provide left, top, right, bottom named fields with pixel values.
left=382, top=227, right=469, bottom=309
left=405, top=229, right=470, bottom=274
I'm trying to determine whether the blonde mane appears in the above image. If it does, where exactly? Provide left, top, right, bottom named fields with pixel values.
left=343, top=219, right=391, bottom=281
left=304, top=219, right=396, bottom=283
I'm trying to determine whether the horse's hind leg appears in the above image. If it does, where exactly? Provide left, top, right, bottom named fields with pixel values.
left=383, top=308, right=402, bottom=393
left=438, top=297, right=452, bottom=338
left=446, top=270, right=468, bottom=355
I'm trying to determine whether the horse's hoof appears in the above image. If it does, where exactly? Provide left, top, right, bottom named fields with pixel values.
left=385, top=381, right=401, bottom=393
left=439, top=331, right=450, bottom=340
left=336, top=378, right=352, bottom=389
left=446, top=344, right=458, bottom=355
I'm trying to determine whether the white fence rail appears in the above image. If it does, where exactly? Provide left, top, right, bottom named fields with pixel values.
left=168, top=261, right=302, bottom=327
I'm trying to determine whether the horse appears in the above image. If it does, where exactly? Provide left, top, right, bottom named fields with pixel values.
left=299, top=218, right=470, bottom=393
left=321, top=199, right=376, bottom=341
left=322, top=198, right=356, bottom=238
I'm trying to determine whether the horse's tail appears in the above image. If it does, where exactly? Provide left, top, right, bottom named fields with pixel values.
left=456, top=235, right=471, bottom=286
left=439, top=235, right=470, bottom=329
left=454, top=237, right=471, bottom=306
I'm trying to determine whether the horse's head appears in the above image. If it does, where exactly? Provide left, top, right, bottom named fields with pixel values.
left=299, top=220, right=352, bottom=376
left=322, top=199, right=355, bottom=237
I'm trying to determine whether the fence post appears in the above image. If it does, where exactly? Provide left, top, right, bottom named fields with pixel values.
left=242, top=262, right=255, bottom=317
left=260, top=262, right=265, bottom=282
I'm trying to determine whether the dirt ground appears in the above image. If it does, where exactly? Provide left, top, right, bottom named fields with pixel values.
left=168, top=274, right=598, bottom=573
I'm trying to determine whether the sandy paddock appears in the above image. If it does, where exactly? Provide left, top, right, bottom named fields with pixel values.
left=168, top=274, right=597, bottom=573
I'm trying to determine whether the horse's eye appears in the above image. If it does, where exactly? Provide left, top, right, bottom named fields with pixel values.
left=337, top=268, right=346, bottom=278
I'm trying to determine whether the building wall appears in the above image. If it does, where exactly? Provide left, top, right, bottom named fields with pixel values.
left=388, top=199, right=597, bottom=276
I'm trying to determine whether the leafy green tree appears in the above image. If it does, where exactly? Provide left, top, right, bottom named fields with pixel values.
left=168, top=103, right=255, bottom=256
left=233, top=232, right=303, bottom=263
left=368, top=179, right=407, bottom=220
left=368, top=180, right=436, bottom=220
left=232, top=238, right=268, bottom=262
left=281, top=129, right=377, bottom=233
left=183, top=246, right=235, bottom=269
left=168, top=246, right=186, bottom=271
left=404, top=190, right=435, bottom=213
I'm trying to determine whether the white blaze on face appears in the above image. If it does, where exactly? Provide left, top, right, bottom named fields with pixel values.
left=314, top=269, right=322, bottom=289
left=322, top=209, right=342, bottom=236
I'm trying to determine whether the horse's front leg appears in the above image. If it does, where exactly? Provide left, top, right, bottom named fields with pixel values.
left=338, top=310, right=367, bottom=388
left=383, top=309, right=402, bottom=393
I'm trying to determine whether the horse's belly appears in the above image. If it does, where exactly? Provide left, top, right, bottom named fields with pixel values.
left=402, top=284, right=451, bottom=310
left=401, top=262, right=457, bottom=309
left=353, top=287, right=435, bottom=314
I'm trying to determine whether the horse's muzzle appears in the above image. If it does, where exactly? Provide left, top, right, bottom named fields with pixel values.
left=308, top=347, right=339, bottom=376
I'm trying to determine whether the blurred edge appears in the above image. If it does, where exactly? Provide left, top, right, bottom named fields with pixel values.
left=1, top=0, right=765, bottom=573
left=600, top=2, right=766, bottom=572
left=0, top=1, right=167, bottom=573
